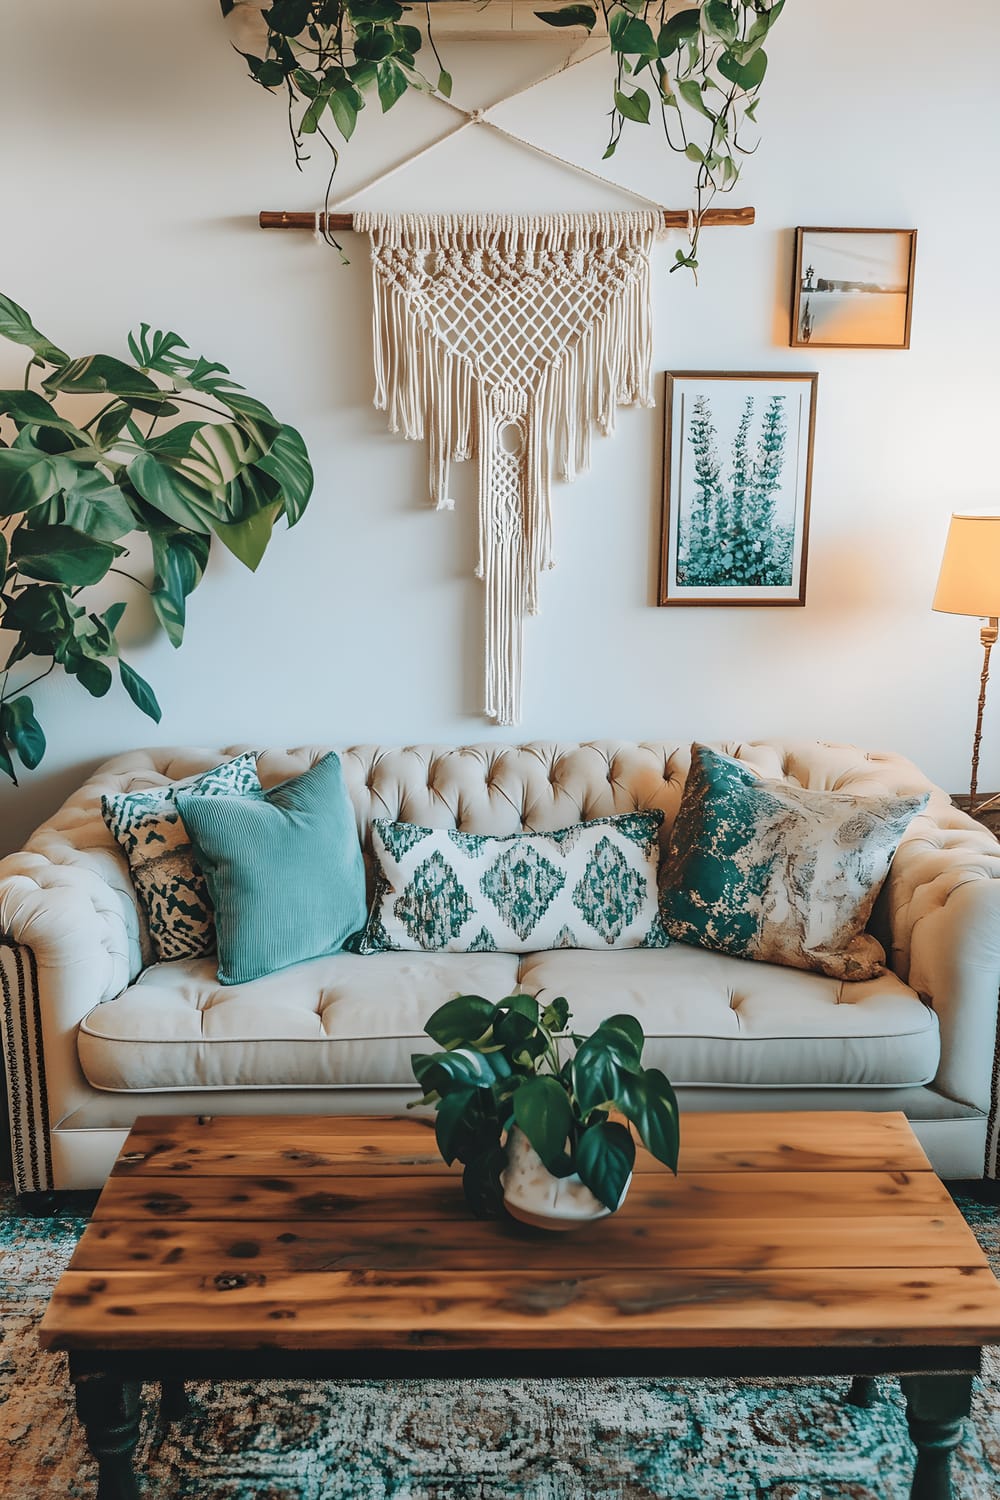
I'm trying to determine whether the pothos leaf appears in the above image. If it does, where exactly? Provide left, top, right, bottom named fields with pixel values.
left=0, top=740, right=17, bottom=786
left=511, top=1076, right=573, bottom=1174
left=1, top=696, right=46, bottom=771
left=534, top=5, right=596, bottom=29
left=676, top=77, right=714, bottom=119
left=703, top=1, right=737, bottom=43
left=717, top=47, right=768, bottom=90
left=614, top=87, right=651, bottom=124
left=149, top=528, right=210, bottom=648
left=329, top=87, right=360, bottom=141
left=72, top=655, right=113, bottom=698
left=118, top=660, right=162, bottom=723
left=575, top=1119, right=635, bottom=1211
left=376, top=58, right=408, bottom=112
left=212, top=503, right=280, bottom=572
left=11, top=525, right=121, bottom=587
left=609, top=12, right=657, bottom=58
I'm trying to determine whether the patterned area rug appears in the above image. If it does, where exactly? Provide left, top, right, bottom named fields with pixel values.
left=2, top=1186, right=999, bottom=1500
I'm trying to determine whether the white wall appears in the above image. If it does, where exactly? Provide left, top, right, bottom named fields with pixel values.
left=1, top=0, right=997, bottom=852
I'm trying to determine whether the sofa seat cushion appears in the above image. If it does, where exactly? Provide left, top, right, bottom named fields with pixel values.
left=77, top=952, right=520, bottom=1092
left=519, top=948, right=940, bottom=1090
left=77, top=944, right=940, bottom=1095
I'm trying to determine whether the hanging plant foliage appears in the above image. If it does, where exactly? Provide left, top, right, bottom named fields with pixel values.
left=542, top=0, right=786, bottom=271
left=220, top=1, right=452, bottom=180
left=220, top=0, right=787, bottom=272
left=0, top=294, right=313, bottom=784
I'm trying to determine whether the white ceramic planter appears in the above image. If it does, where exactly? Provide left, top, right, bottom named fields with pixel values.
left=500, top=1126, right=632, bottom=1231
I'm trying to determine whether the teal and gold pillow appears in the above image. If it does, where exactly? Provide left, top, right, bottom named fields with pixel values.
left=359, top=812, right=669, bottom=954
left=660, top=743, right=928, bottom=981
left=102, top=753, right=261, bottom=962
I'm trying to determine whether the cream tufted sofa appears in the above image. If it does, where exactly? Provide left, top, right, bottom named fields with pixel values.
left=2, top=738, right=1000, bottom=1195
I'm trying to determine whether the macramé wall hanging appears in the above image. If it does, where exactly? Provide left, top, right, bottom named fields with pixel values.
left=355, top=209, right=659, bottom=725
left=259, top=49, right=755, bottom=723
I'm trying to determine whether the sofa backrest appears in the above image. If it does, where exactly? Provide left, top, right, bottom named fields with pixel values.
left=35, top=739, right=944, bottom=910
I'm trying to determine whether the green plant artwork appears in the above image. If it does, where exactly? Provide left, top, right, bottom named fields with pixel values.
left=0, top=294, right=313, bottom=784
left=410, top=992, right=679, bottom=1216
left=220, top=0, right=787, bottom=273
left=678, top=389, right=792, bottom=586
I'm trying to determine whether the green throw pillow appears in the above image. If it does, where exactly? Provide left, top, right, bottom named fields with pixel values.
left=102, top=753, right=262, bottom=962
left=660, top=743, right=928, bottom=981
left=176, top=752, right=367, bottom=985
left=359, top=812, right=669, bottom=953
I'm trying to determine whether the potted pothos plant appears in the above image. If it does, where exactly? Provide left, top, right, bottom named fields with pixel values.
left=411, top=992, right=679, bottom=1227
left=0, top=294, right=313, bottom=784
left=221, top=0, right=786, bottom=274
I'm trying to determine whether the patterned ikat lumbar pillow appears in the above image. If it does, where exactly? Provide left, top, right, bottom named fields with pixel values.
left=359, top=812, right=670, bottom=953
left=659, top=743, right=928, bottom=981
left=102, top=753, right=262, bottom=962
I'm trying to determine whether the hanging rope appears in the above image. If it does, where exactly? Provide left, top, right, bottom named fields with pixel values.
left=325, top=40, right=663, bottom=218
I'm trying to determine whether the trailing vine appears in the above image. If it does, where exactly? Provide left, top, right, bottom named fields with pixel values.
left=221, top=0, right=786, bottom=273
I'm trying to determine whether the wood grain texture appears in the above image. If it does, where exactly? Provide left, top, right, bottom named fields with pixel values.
left=258, top=207, right=758, bottom=233
left=89, top=1170, right=954, bottom=1226
left=69, top=1214, right=986, bottom=1275
left=114, top=1111, right=931, bottom=1176
left=41, top=1266, right=1000, bottom=1353
left=41, top=1110, right=1000, bottom=1362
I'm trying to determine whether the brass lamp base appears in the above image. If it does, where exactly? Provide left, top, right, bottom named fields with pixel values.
left=969, top=617, right=999, bottom=817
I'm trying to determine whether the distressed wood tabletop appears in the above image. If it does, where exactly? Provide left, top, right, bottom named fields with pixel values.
left=40, top=1111, right=1000, bottom=1355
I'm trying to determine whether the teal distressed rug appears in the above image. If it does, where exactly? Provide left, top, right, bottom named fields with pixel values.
left=2, top=1184, right=999, bottom=1499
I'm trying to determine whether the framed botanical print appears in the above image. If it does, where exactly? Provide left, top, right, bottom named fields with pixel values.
left=790, top=227, right=917, bottom=349
left=659, top=371, right=817, bottom=607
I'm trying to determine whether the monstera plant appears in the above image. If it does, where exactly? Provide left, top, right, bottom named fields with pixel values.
left=222, top=0, right=786, bottom=272
left=0, top=294, right=313, bottom=784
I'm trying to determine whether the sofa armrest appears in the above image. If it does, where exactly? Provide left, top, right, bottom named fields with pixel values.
left=0, top=850, right=139, bottom=1001
left=886, top=813, right=1000, bottom=1165
left=0, top=849, right=142, bottom=1193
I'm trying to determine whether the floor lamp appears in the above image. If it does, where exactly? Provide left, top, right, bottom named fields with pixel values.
left=933, top=512, right=1000, bottom=816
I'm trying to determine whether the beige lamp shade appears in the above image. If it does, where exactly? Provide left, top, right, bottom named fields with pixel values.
left=933, top=513, right=1000, bottom=618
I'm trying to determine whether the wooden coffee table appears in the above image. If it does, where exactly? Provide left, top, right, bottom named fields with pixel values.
left=41, top=1110, right=1000, bottom=1499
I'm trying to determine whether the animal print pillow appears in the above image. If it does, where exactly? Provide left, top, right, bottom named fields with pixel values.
left=659, top=743, right=927, bottom=981
left=102, top=754, right=261, bottom=962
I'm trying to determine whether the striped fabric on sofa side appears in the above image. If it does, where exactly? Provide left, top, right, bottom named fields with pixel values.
left=0, top=939, right=52, bottom=1193
left=987, top=996, right=1000, bottom=1181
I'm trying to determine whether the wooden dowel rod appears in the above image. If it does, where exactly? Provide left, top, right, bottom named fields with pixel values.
left=258, top=206, right=755, bottom=231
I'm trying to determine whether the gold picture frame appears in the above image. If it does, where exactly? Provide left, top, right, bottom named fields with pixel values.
left=658, top=371, right=818, bottom=608
left=790, top=227, right=917, bottom=349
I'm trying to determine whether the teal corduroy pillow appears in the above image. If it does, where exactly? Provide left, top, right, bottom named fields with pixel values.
left=176, top=752, right=367, bottom=985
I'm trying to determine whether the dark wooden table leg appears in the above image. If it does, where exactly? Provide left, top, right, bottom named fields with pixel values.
left=846, top=1375, right=879, bottom=1407
left=72, top=1368, right=143, bottom=1500
left=900, top=1373, right=973, bottom=1500
left=159, top=1380, right=191, bottom=1422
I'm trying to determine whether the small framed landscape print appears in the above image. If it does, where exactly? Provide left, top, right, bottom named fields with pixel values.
left=659, top=371, right=817, bottom=608
left=790, top=227, right=917, bottom=349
